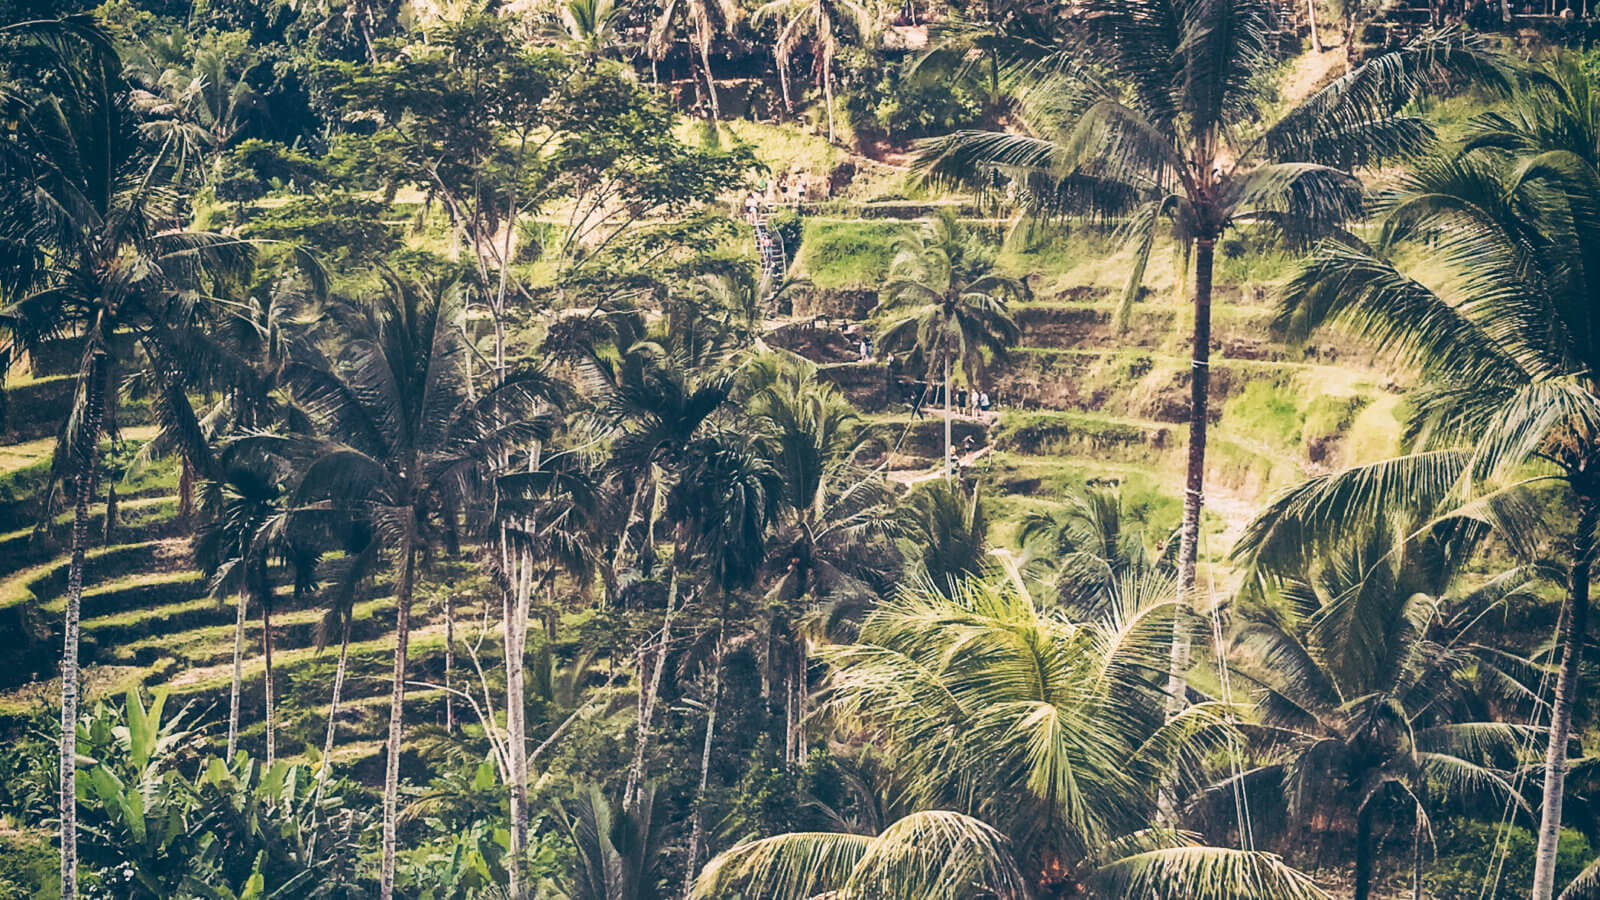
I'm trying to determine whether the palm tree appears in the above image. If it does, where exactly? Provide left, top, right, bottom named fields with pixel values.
left=554, top=785, right=665, bottom=900
left=1268, top=59, right=1600, bottom=900
left=1223, top=529, right=1539, bottom=900
left=903, top=480, right=989, bottom=593
left=917, top=20, right=1500, bottom=721
left=751, top=0, right=875, bottom=142
left=195, top=461, right=291, bottom=765
left=278, top=276, right=542, bottom=900
left=546, top=0, right=631, bottom=65
left=648, top=0, right=738, bottom=121
left=749, top=363, right=900, bottom=764
left=1017, top=486, right=1173, bottom=619
left=700, top=578, right=1327, bottom=899
left=0, top=25, right=250, bottom=897
left=877, top=211, right=1021, bottom=481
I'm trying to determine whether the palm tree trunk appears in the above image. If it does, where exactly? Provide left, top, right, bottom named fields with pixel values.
left=179, top=455, right=194, bottom=523
left=777, top=51, right=793, bottom=115
left=1307, top=0, right=1323, bottom=53
left=1167, top=236, right=1215, bottom=724
left=1531, top=497, right=1598, bottom=900
left=228, top=590, right=249, bottom=760
left=263, top=596, right=275, bottom=767
left=101, top=482, right=116, bottom=547
left=823, top=61, right=836, bottom=144
left=504, top=544, right=532, bottom=900
left=319, top=615, right=352, bottom=788
left=445, top=593, right=455, bottom=734
left=626, top=536, right=682, bottom=810
left=683, top=623, right=725, bottom=898
left=59, top=356, right=105, bottom=900
left=697, top=28, right=721, bottom=122
left=1354, top=802, right=1376, bottom=900
left=943, top=355, right=953, bottom=482
left=379, top=529, right=418, bottom=900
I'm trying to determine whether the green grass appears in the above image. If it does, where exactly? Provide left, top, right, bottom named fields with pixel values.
left=793, top=218, right=918, bottom=290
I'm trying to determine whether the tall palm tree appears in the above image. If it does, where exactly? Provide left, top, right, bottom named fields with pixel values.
left=751, top=0, right=875, bottom=142
left=917, top=20, right=1500, bottom=721
left=0, top=24, right=249, bottom=897
left=877, top=211, right=1021, bottom=481
left=1223, top=529, right=1539, bottom=900
left=749, top=364, right=900, bottom=765
left=648, top=0, right=738, bottom=121
left=699, top=578, right=1327, bottom=899
left=194, top=460, right=305, bottom=766
left=278, top=276, right=543, bottom=900
left=1268, top=59, right=1600, bottom=899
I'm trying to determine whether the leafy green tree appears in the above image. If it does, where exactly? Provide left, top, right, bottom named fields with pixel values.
left=877, top=211, right=1021, bottom=480
left=276, top=276, right=542, bottom=900
left=647, top=0, right=738, bottom=121
left=699, top=579, right=1325, bottom=899
left=752, top=0, right=875, bottom=142
left=0, top=25, right=249, bottom=897
left=918, top=17, right=1499, bottom=719
left=1222, top=530, right=1538, bottom=900
left=1269, top=59, right=1600, bottom=900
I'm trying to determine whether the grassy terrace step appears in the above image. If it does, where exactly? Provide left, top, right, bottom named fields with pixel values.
left=0, top=495, right=185, bottom=579
left=109, top=595, right=403, bottom=669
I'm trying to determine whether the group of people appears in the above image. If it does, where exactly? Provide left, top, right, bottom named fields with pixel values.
left=898, top=379, right=995, bottom=420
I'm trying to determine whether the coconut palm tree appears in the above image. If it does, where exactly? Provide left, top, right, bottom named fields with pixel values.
left=749, top=364, right=900, bottom=764
left=903, top=479, right=989, bottom=593
left=1221, top=529, right=1540, bottom=900
left=276, top=275, right=550, bottom=900
left=1017, top=486, right=1173, bottom=619
left=698, top=578, right=1327, bottom=899
left=917, top=19, right=1502, bottom=720
left=877, top=211, right=1021, bottom=481
left=546, top=0, right=631, bottom=65
left=0, top=24, right=250, bottom=897
left=648, top=0, right=739, bottom=121
left=1267, top=59, right=1600, bottom=900
left=555, top=785, right=665, bottom=900
left=752, top=0, right=875, bottom=142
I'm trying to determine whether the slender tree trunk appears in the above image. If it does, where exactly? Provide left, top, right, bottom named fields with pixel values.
left=1167, top=237, right=1214, bottom=723
left=445, top=593, right=455, bottom=734
left=101, top=482, right=116, bottom=547
left=263, top=596, right=275, bottom=768
left=823, top=64, right=836, bottom=144
left=683, top=624, right=724, bottom=898
left=943, top=355, right=953, bottom=481
left=319, top=616, right=352, bottom=786
left=777, top=51, right=793, bottom=115
left=698, top=29, right=721, bottom=121
left=59, top=357, right=105, bottom=900
left=228, top=590, right=249, bottom=760
left=1307, top=0, right=1323, bottom=53
left=626, top=538, right=682, bottom=810
left=178, top=455, right=194, bottom=523
left=1531, top=496, right=1598, bottom=900
left=379, top=529, right=418, bottom=900
left=503, top=542, right=532, bottom=900
left=1354, top=802, right=1376, bottom=900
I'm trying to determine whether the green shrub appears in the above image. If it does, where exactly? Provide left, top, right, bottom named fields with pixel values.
left=0, top=833, right=55, bottom=900
left=1426, top=820, right=1592, bottom=900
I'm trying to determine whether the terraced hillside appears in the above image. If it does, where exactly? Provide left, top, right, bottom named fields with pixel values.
left=0, top=345, right=483, bottom=784
left=769, top=216, right=1404, bottom=571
